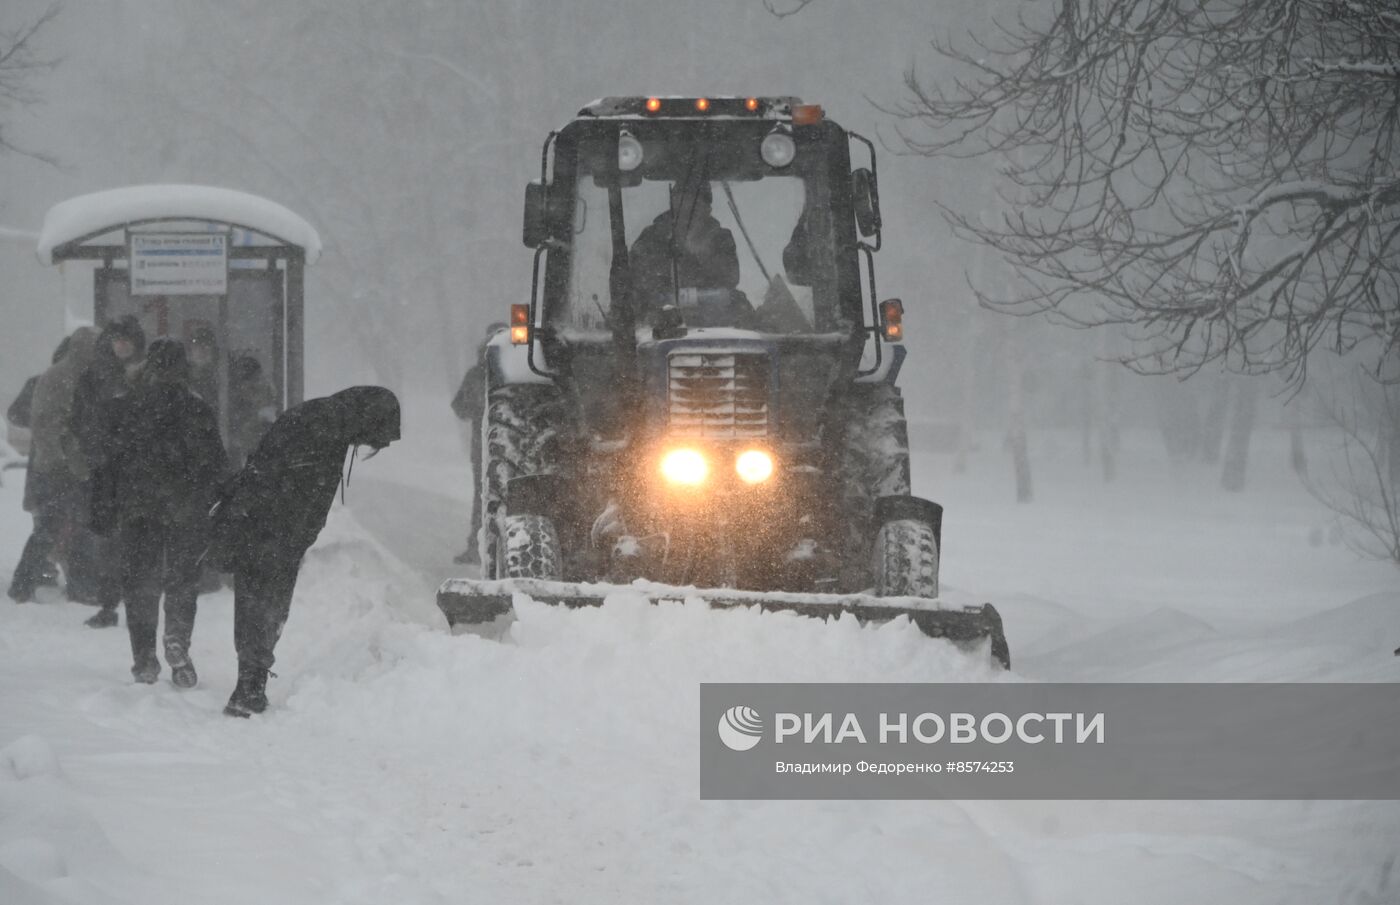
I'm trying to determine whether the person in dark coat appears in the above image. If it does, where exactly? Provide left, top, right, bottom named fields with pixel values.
left=208, top=386, right=400, bottom=717
left=5, top=334, right=68, bottom=456
left=71, top=315, right=146, bottom=626
left=7, top=334, right=78, bottom=603
left=11, top=328, right=100, bottom=604
left=450, top=324, right=504, bottom=564
left=628, top=180, right=741, bottom=313
left=226, top=354, right=276, bottom=470
left=105, top=339, right=227, bottom=685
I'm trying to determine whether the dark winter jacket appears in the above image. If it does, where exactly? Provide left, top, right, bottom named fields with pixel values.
left=102, top=344, right=227, bottom=530
left=26, top=328, right=99, bottom=511
left=207, top=386, right=400, bottom=569
left=7, top=376, right=39, bottom=430
left=227, top=355, right=276, bottom=465
left=451, top=326, right=503, bottom=423
left=451, top=363, right=485, bottom=423
left=72, top=316, right=147, bottom=475
left=629, top=209, right=740, bottom=309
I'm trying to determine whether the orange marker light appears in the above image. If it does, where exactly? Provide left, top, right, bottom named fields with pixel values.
left=645, top=97, right=662, bottom=113
left=695, top=97, right=710, bottom=112
left=880, top=299, right=904, bottom=343
left=510, top=304, right=530, bottom=344
left=745, top=97, right=760, bottom=111
left=792, top=104, right=824, bottom=125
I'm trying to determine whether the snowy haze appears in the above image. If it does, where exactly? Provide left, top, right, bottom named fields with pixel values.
left=1, top=2, right=1398, bottom=904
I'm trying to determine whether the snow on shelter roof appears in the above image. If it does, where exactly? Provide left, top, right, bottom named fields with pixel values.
left=36, top=184, right=322, bottom=265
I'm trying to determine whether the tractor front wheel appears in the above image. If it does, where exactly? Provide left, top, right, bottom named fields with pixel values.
left=502, top=513, right=563, bottom=580
left=873, top=518, right=939, bottom=599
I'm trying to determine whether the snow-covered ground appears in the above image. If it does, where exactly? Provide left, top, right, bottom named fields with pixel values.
left=2, top=405, right=1398, bottom=905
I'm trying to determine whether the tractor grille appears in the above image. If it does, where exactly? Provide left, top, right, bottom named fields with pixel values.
left=668, top=351, right=770, bottom=439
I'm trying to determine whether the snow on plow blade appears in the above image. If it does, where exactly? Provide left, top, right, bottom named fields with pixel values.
left=437, top=577, right=1010, bottom=669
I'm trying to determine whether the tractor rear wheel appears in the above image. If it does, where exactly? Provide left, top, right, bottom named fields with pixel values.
left=481, top=385, right=569, bottom=579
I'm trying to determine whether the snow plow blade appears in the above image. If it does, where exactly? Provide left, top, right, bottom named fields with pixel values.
left=437, top=577, right=1010, bottom=669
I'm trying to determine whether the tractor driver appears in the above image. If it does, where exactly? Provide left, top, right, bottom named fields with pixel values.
left=628, top=181, right=749, bottom=326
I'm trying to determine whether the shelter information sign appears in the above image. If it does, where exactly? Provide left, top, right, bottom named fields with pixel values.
left=129, top=233, right=228, bottom=295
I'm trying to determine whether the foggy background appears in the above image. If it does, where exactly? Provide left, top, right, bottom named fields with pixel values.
left=0, top=0, right=1365, bottom=518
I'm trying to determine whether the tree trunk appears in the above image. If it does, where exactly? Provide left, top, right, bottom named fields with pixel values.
left=1288, top=396, right=1308, bottom=480
left=1096, top=331, right=1118, bottom=483
left=1006, top=325, right=1032, bottom=503
left=1221, top=378, right=1259, bottom=492
left=954, top=313, right=978, bottom=475
left=1200, top=376, right=1230, bottom=464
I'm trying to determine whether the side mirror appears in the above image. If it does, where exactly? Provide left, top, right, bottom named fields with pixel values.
left=523, top=182, right=548, bottom=249
left=852, top=167, right=882, bottom=238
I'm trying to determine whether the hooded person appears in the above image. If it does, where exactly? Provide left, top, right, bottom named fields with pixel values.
left=70, top=315, right=148, bottom=625
left=106, top=338, right=227, bottom=686
left=7, top=328, right=97, bottom=603
left=206, top=385, right=400, bottom=717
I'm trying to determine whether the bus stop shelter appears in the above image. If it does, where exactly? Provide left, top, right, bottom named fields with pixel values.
left=35, top=184, right=322, bottom=434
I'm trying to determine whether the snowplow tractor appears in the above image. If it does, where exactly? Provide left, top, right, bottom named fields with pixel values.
left=438, top=96, right=1010, bottom=669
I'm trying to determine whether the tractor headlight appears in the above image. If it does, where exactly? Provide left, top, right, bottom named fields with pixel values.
left=618, top=131, right=644, bottom=172
left=660, top=448, right=708, bottom=486
left=735, top=449, right=775, bottom=484
left=760, top=131, right=796, bottom=168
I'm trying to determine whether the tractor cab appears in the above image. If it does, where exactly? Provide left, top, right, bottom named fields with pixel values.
left=514, top=97, right=901, bottom=443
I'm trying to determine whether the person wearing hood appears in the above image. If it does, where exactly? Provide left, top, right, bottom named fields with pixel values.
left=105, top=339, right=227, bottom=686
left=206, top=385, right=400, bottom=717
left=71, top=315, right=147, bottom=627
left=7, top=329, right=96, bottom=603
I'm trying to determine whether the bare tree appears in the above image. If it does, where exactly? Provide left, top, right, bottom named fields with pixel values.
left=0, top=4, right=60, bottom=165
left=1306, top=366, right=1400, bottom=564
left=890, top=0, right=1400, bottom=390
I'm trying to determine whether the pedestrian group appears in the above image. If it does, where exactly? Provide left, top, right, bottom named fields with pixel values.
left=6, top=319, right=399, bottom=717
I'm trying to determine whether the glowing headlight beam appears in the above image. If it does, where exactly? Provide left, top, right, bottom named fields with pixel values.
left=735, top=449, right=775, bottom=484
left=660, top=448, right=709, bottom=486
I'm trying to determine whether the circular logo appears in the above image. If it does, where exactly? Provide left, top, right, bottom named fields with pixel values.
left=717, top=705, right=764, bottom=751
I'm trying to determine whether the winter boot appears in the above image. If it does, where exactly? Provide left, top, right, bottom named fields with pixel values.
left=131, top=655, right=160, bottom=685
left=85, top=606, right=119, bottom=628
left=165, top=645, right=197, bottom=690
left=223, top=665, right=270, bottom=718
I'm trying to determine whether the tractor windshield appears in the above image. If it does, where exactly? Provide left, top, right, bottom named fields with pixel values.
left=559, top=124, right=841, bottom=335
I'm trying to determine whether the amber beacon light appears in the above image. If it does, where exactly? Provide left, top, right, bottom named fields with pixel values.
left=645, top=97, right=663, bottom=113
